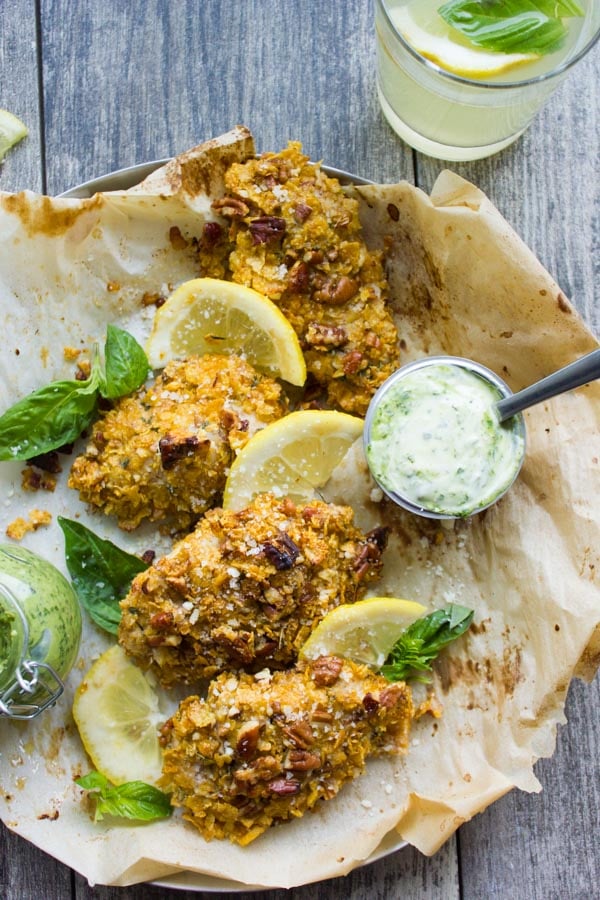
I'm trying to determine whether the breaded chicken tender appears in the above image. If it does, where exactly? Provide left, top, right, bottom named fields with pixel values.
left=69, top=354, right=286, bottom=533
left=203, top=143, right=400, bottom=415
left=160, top=656, right=413, bottom=845
left=118, top=493, right=388, bottom=686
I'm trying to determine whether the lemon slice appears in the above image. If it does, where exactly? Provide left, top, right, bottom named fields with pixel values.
left=390, top=7, right=538, bottom=78
left=0, top=110, right=28, bottom=162
left=72, top=645, right=164, bottom=786
left=299, top=597, right=427, bottom=668
left=222, top=409, right=364, bottom=509
left=145, top=277, right=306, bottom=385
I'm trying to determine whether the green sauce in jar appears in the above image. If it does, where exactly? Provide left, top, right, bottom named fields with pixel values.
left=365, top=358, right=525, bottom=518
left=0, top=545, right=82, bottom=719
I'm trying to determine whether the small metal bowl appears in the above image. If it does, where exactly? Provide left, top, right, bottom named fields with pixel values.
left=363, top=355, right=526, bottom=519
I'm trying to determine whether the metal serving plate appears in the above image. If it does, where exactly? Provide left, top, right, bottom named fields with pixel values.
left=61, top=158, right=406, bottom=894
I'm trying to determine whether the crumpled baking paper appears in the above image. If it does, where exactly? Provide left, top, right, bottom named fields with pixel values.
left=0, top=128, right=598, bottom=889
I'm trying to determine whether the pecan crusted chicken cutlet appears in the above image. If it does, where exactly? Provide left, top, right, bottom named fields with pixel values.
left=68, top=354, right=286, bottom=533
left=198, top=142, right=401, bottom=416
left=160, top=656, right=413, bottom=845
left=118, top=493, right=389, bottom=686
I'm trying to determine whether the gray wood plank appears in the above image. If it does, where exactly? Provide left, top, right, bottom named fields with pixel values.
left=414, top=44, right=600, bottom=900
left=40, top=0, right=415, bottom=196
left=0, top=0, right=44, bottom=191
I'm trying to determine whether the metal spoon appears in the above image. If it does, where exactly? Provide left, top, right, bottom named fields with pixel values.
left=496, top=348, right=600, bottom=422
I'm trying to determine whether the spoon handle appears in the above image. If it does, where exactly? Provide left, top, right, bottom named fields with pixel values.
left=496, top=348, right=600, bottom=422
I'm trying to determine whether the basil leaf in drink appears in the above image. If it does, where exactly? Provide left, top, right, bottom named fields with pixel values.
left=380, top=603, right=474, bottom=683
left=75, top=771, right=172, bottom=822
left=100, top=324, right=150, bottom=399
left=438, top=0, right=584, bottom=56
left=0, top=378, right=98, bottom=460
left=58, top=517, right=149, bottom=634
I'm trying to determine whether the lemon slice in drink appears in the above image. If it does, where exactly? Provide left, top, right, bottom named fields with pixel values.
left=0, top=110, right=28, bottom=162
left=222, top=409, right=364, bottom=510
left=299, top=597, right=427, bottom=668
left=72, top=645, right=164, bottom=786
left=391, top=8, right=538, bottom=78
left=145, top=277, right=306, bottom=385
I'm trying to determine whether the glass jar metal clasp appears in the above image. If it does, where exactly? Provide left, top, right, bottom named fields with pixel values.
left=0, top=659, right=65, bottom=720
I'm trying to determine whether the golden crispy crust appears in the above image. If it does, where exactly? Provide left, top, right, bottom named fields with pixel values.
left=160, top=657, right=413, bottom=845
left=68, top=355, right=287, bottom=533
left=118, top=493, right=388, bottom=686
left=202, top=143, right=400, bottom=415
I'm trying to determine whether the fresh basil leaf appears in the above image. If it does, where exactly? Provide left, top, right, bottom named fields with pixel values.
left=75, top=771, right=110, bottom=791
left=380, top=603, right=474, bottom=683
left=58, top=517, right=149, bottom=634
left=438, top=0, right=584, bottom=56
left=0, top=379, right=98, bottom=460
left=100, top=324, right=150, bottom=400
left=76, top=771, right=172, bottom=823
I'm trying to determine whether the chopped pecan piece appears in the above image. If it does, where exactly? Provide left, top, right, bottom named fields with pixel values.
left=342, top=349, right=364, bottom=375
left=305, top=323, right=348, bottom=348
left=293, top=202, right=312, bottom=223
left=234, top=755, right=282, bottom=789
left=314, top=275, right=358, bottom=306
left=249, top=215, right=286, bottom=245
left=261, top=532, right=301, bottom=570
left=379, top=684, right=405, bottom=708
left=285, top=750, right=321, bottom=771
left=362, top=693, right=380, bottom=713
left=310, top=655, right=343, bottom=687
left=28, top=450, right=62, bottom=473
left=288, top=259, right=310, bottom=293
left=202, top=220, right=224, bottom=246
left=236, top=720, right=261, bottom=760
left=311, top=707, right=334, bottom=723
left=283, top=719, right=314, bottom=749
left=158, top=434, right=204, bottom=469
left=211, top=196, right=249, bottom=217
left=267, top=777, right=301, bottom=796
left=150, top=610, right=174, bottom=630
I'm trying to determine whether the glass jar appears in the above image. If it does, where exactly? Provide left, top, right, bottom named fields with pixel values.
left=0, top=544, right=82, bottom=720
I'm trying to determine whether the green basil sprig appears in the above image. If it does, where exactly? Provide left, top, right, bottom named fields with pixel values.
left=380, top=603, right=473, bottom=683
left=58, top=517, right=149, bottom=634
left=0, top=324, right=149, bottom=461
left=438, top=0, right=584, bottom=57
left=75, top=771, right=172, bottom=823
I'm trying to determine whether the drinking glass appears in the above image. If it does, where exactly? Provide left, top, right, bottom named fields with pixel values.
left=375, top=0, right=600, bottom=161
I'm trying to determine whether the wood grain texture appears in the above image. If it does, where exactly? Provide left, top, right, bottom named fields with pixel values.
left=0, top=0, right=43, bottom=191
left=0, top=0, right=598, bottom=897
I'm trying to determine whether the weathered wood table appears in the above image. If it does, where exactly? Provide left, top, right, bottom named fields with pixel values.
left=1, top=2, right=598, bottom=898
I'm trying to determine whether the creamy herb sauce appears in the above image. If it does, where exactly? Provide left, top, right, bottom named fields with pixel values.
left=0, top=545, right=82, bottom=701
left=366, top=364, right=525, bottom=517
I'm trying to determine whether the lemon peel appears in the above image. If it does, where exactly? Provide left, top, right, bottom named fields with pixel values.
left=145, top=277, right=306, bottom=385
left=299, top=597, right=428, bottom=668
left=391, top=8, right=538, bottom=78
left=0, top=110, right=28, bottom=162
left=72, top=645, right=164, bottom=786
left=222, top=409, right=364, bottom=509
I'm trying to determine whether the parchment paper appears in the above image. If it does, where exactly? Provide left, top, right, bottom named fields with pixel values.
left=0, top=129, right=598, bottom=888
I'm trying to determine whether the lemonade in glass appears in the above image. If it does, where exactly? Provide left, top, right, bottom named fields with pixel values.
left=375, top=0, right=600, bottom=161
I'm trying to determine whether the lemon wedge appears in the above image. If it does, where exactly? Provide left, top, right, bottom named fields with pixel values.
left=0, top=109, right=28, bottom=162
left=72, top=645, right=164, bottom=786
left=390, top=7, right=538, bottom=78
left=145, top=277, right=306, bottom=385
left=299, top=597, right=427, bottom=668
left=222, top=409, right=364, bottom=509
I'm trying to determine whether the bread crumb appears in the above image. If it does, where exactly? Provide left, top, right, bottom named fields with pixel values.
left=6, top=509, right=52, bottom=540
